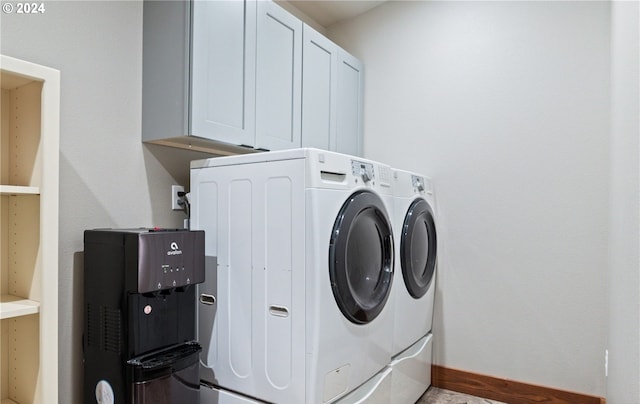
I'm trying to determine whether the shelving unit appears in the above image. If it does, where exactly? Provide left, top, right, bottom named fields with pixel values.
left=0, top=55, right=59, bottom=404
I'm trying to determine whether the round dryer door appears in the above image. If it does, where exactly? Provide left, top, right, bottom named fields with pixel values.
left=401, top=198, right=437, bottom=299
left=329, top=190, right=394, bottom=325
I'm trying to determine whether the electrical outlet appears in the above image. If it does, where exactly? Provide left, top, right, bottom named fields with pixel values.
left=172, top=185, right=185, bottom=210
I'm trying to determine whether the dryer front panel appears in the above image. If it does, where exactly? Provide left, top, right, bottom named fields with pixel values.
left=329, top=190, right=394, bottom=324
left=400, top=198, right=437, bottom=299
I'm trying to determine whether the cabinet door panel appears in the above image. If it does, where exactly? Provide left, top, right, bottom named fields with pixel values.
left=192, top=0, right=256, bottom=147
left=336, top=51, right=364, bottom=157
left=301, top=25, right=337, bottom=151
left=142, top=0, right=191, bottom=143
left=255, top=1, right=302, bottom=151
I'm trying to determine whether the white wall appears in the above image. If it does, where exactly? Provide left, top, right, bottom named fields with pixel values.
left=329, top=1, right=610, bottom=396
left=1, top=2, right=210, bottom=402
left=607, top=1, right=640, bottom=402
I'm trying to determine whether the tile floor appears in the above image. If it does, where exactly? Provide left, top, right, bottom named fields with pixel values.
left=417, top=387, right=506, bottom=404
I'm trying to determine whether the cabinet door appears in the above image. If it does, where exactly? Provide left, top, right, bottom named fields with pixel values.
left=335, top=50, right=364, bottom=157
left=301, top=24, right=338, bottom=151
left=191, top=0, right=256, bottom=147
left=255, top=1, right=303, bottom=151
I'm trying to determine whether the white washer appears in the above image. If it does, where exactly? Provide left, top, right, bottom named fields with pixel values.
left=191, top=148, right=395, bottom=403
left=389, top=169, right=438, bottom=402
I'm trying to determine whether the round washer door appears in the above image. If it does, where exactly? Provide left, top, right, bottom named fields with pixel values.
left=329, top=190, right=394, bottom=325
left=400, top=198, right=437, bottom=299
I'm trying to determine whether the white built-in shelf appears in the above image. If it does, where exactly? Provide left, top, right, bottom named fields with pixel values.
left=0, top=185, right=40, bottom=195
left=0, top=294, right=40, bottom=319
left=1, top=54, right=60, bottom=404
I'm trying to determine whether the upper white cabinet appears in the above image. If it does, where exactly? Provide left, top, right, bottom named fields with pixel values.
left=301, top=25, right=364, bottom=156
left=255, top=1, right=303, bottom=151
left=142, top=0, right=363, bottom=156
left=301, top=24, right=338, bottom=151
left=191, top=0, right=257, bottom=148
left=143, top=0, right=255, bottom=155
left=335, top=51, right=364, bottom=156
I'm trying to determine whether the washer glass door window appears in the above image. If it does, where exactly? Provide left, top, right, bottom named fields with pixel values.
left=400, top=198, right=437, bottom=299
left=329, top=191, right=394, bottom=324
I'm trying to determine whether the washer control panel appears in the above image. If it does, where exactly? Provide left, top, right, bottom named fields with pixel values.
left=352, top=160, right=375, bottom=183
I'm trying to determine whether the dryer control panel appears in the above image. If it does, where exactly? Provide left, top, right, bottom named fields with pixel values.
left=412, top=175, right=425, bottom=192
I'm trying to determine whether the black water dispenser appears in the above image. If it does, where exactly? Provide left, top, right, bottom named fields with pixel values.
left=83, top=228, right=205, bottom=404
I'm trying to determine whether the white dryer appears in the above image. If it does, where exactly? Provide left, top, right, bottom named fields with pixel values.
left=191, top=148, right=396, bottom=403
left=388, top=169, right=438, bottom=402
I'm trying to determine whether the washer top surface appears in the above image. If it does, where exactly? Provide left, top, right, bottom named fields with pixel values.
left=191, top=148, right=380, bottom=169
left=192, top=148, right=394, bottom=194
left=191, top=147, right=310, bottom=169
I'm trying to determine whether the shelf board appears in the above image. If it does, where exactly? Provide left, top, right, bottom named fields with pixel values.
left=0, top=295, right=40, bottom=320
left=1, top=70, right=37, bottom=90
left=0, top=185, right=40, bottom=196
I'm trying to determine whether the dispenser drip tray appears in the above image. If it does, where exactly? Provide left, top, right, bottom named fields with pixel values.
left=128, top=341, right=201, bottom=404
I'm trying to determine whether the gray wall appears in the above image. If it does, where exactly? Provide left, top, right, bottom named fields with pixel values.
left=608, top=1, right=640, bottom=402
left=328, top=1, right=611, bottom=396
left=1, top=2, right=211, bottom=402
